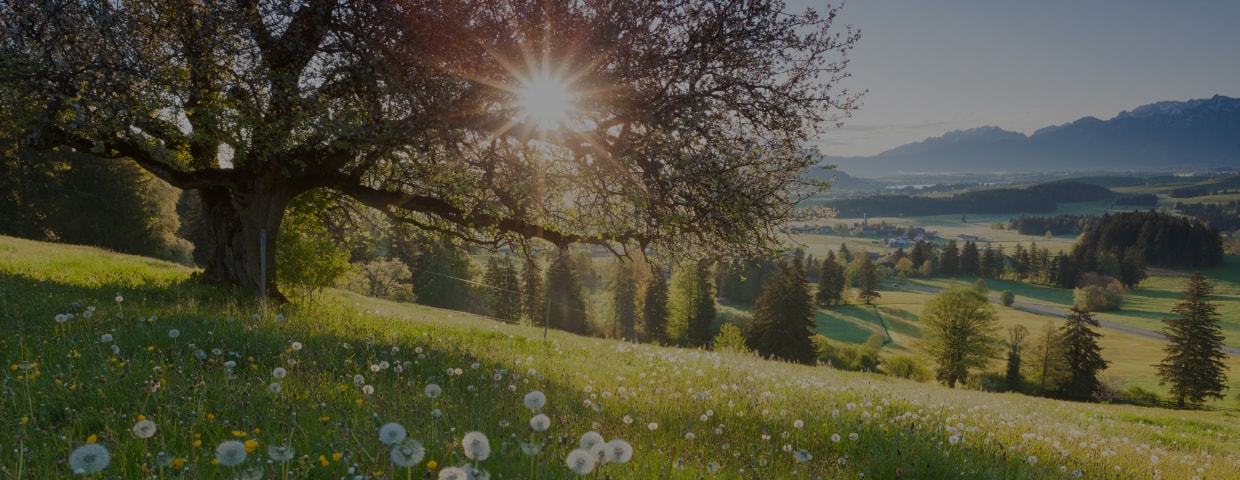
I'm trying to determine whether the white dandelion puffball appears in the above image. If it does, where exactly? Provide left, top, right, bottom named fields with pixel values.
left=390, top=440, right=425, bottom=467
left=793, top=419, right=804, bottom=429
left=131, top=419, right=157, bottom=439
left=55, top=313, right=68, bottom=323
left=566, top=449, right=597, bottom=475
left=168, top=329, right=180, bottom=339
left=268, top=382, right=281, bottom=394
left=100, top=334, right=113, bottom=343
left=1027, top=455, right=1038, bottom=465
left=603, top=439, right=634, bottom=464
left=530, top=413, right=551, bottom=432
left=353, top=374, right=365, bottom=386
left=520, top=441, right=541, bottom=456
left=647, top=422, right=658, bottom=431
left=424, top=383, right=442, bottom=399
left=831, top=433, right=841, bottom=443
left=793, top=449, right=813, bottom=463
left=438, top=466, right=469, bottom=480
left=271, top=367, right=287, bottom=379
left=216, top=440, right=247, bottom=466
left=579, top=431, right=604, bottom=450
left=69, top=443, right=111, bottom=475
left=379, top=422, right=407, bottom=445
left=462, top=431, right=490, bottom=461
left=362, top=384, right=375, bottom=395
left=224, top=360, right=237, bottom=369
left=115, top=295, right=124, bottom=303
left=290, top=341, right=303, bottom=351
left=524, top=390, right=546, bottom=410
left=267, top=445, right=295, bottom=462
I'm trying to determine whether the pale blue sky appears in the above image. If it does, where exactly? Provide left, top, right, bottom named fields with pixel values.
left=794, top=1, right=1240, bottom=156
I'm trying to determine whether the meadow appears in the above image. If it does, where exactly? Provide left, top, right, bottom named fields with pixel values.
left=3, top=235, right=1240, bottom=479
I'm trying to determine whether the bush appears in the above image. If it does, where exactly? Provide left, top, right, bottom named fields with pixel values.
left=999, top=290, right=1015, bottom=307
left=883, top=355, right=929, bottom=382
left=713, top=323, right=750, bottom=354
left=967, top=371, right=1009, bottom=392
left=1123, top=386, right=1162, bottom=406
left=1073, top=274, right=1126, bottom=311
left=343, top=258, right=414, bottom=301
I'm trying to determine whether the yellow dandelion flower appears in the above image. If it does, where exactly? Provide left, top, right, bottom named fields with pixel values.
left=332, top=452, right=342, bottom=462
left=320, top=416, right=330, bottom=424
left=86, top=434, right=97, bottom=444
left=231, top=430, right=247, bottom=438
left=137, top=414, right=146, bottom=421
left=373, top=471, right=384, bottom=477
left=427, top=460, right=437, bottom=469
left=319, top=454, right=329, bottom=466
left=252, top=428, right=261, bottom=434
left=21, top=416, right=29, bottom=425
left=206, top=413, right=215, bottom=420
left=211, top=459, right=219, bottom=465
left=193, top=440, right=202, bottom=448
left=244, top=439, right=258, bottom=453
left=171, top=458, right=184, bottom=469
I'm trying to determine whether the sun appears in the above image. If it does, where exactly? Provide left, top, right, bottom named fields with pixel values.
left=516, top=73, right=575, bottom=131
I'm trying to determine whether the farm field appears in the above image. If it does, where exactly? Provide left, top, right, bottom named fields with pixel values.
left=3, top=235, right=1240, bottom=478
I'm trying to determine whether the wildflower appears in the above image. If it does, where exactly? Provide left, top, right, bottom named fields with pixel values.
left=224, top=360, right=236, bottom=369
left=603, top=439, right=633, bottom=464
left=519, top=441, right=541, bottom=456
left=353, top=374, right=365, bottom=386
left=623, top=415, right=633, bottom=424
left=272, top=367, right=287, bottom=379
left=424, top=383, right=442, bottom=399
left=793, top=449, right=813, bottom=463
left=1027, top=455, right=1038, bottom=465
left=168, top=329, right=180, bottom=339
left=949, top=434, right=962, bottom=445
left=115, top=295, right=124, bottom=303
left=849, top=432, right=859, bottom=441
left=268, top=383, right=281, bottom=394
left=831, top=433, right=841, bottom=443
left=685, top=432, right=696, bottom=441
left=132, top=419, right=157, bottom=439
left=379, top=423, right=407, bottom=445
left=431, top=408, right=443, bottom=419
left=462, top=431, right=490, bottom=461
left=565, top=449, right=597, bottom=475
left=244, top=439, right=258, bottom=453
left=390, top=440, right=425, bottom=467
left=362, top=385, right=375, bottom=395
left=267, top=445, right=295, bottom=462
left=579, top=431, right=604, bottom=450
left=524, top=390, right=546, bottom=410
left=647, top=422, right=658, bottom=431
left=793, top=419, right=804, bottom=429
left=438, top=466, right=469, bottom=480
left=530, top=414, right=551, bottom=432
left=101, top=334, right=113, bottom=343
left=55, top=314, right=68, bottom=323
left=291, top=341, right=303, bottom=351
left=370, top=364, right=380, bottom=373
left=216, top=440, right=247, bottom=466
left=69, top=443, right=111, bottom=475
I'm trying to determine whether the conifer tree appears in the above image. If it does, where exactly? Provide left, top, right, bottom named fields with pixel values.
left=1026, top=320, right=1070, bottom=396
left=1157, top=273, right=1229, bottom=408
left=960, top=241, right=981, bottom=276
left=483, top=256, right=522, bottom=323
left=921, top=288, right=1002, bottom=388
left=545, top=248, right=587, bottom=334
left=747, top=260, right=817, bottom=364
left=1058, top=306, right=1109, bottom=401
left=611, top=261, right=639, bottom=340
left=939, top=240, right=960, bottom=276
left=642, top=264, right=670, bottom=343
left=815, top=251, right=846, bottom=306
left=1005, top=324, right=1029, bottom=391
left=856, top=254, right=881, bottom=304
left=521, top=257, right=543, bottom=325
left=412, top=239, right=475, bottom=312
left=677, top=260, right=717, bottom=348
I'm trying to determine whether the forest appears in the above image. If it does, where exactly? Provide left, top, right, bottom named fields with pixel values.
left=827, top=180, right=1112, bottom=217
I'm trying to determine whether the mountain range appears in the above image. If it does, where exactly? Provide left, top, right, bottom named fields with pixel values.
left=825, top=95, right=1240, bottom=178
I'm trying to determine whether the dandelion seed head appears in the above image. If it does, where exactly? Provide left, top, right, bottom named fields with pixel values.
left=267, top=445, right=295, bottom=462
left=168, top=329, right=180, bottom=339
left=579, top=431, right=604, bottom=450
left=268, top=382, right=281, bottom=394
left=565, top=449, right=596, bottom=475
left=390, top=440, right=424, bottom=467
left=132, top=420, right=157, bottom=439
left=438, top=466, right=468, bottom=480
left=462, top=431, right=490, bottom=461
left=100, top=334, right=113, bottom=343
left=524, top=390, right=546, bottom=410
left=530, top=414, right=551, bottom=432
left=271, top=367, right=287, bottom=379
left=604, top=439, right=633, bottom=464
left=362, top=384, right=375, bottom=395
left=216, top=440, right=247, bottom=466
left=376, top=422, right=407, bottom=445
left=424, top=383, right=442, bottom=399
left=69, top=443, right=111, bottom=475
left=291, top=342, right=303, bottom=351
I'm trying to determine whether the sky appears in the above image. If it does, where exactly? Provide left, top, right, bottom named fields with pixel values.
left=789, top=1, right=1240, bottom=157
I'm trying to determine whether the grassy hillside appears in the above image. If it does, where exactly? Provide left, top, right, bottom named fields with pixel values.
left=2, top=235, right=1238, bottom=479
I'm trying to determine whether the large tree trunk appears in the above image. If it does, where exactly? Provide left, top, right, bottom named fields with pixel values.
left=196, top=178, right=294, bottom=301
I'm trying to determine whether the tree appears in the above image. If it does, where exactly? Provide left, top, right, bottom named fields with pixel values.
left=521, top=257, right=543, bottom=325
left=939, top=240, right=960, bottom=276
left=672, top=260, right=717, bottom=347
left=412, top=239, right=476, bottom=312
left=611, top=261, right=639, bottom=340
left=1026, top=320, right=1070, bottom=397
left=545, top=248, right=587, bottom=334
left=1000, top=290, right=1015, bottom=307
left=1156, top=273, right=1229, bottom=408
left=1, top=1, right=860, bottom=299
left=642, top=265, right=670, bottom=344
left=1004, top=324, right=1029, bottom=391
left=1058, top=306, right=1109, bottom=401
left=959, top=241, right=980, bottom=276
left=712, top=323, right=750, bottom=354
left=920, top=288, right=1002, bottom=388
left=747, top=260, right=817, bottom=364
left=484, top=256, right=522, bottom=323
left=855, top=254, right=881, bottom=304
left=815, top=251, right=846, bottom=306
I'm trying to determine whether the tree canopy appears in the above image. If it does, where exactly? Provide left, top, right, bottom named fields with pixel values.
left=1, top=0, right=860, bottom=298
left=1156, top=273, right=1229, bottom=408
left=920, top=288, right=1002, bottom=388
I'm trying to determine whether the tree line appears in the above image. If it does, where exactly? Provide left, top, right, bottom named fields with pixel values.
left=827, top=180, right=1112, bottom=218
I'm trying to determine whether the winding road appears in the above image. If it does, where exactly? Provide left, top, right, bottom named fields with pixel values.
left=886, top=283, right=1240, bottom=356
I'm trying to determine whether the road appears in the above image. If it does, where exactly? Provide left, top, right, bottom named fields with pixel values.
left=886, top=283, right=1240, bottom=356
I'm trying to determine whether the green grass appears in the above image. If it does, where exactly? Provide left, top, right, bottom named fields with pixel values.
left=3, top=235, right=1240, bottom=479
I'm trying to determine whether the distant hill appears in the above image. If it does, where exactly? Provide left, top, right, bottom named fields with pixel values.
left=827, top=95, right=1240, bottom=178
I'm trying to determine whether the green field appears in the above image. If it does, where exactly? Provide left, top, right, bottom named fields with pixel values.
left=4, top=235, right=1240, bottom=478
